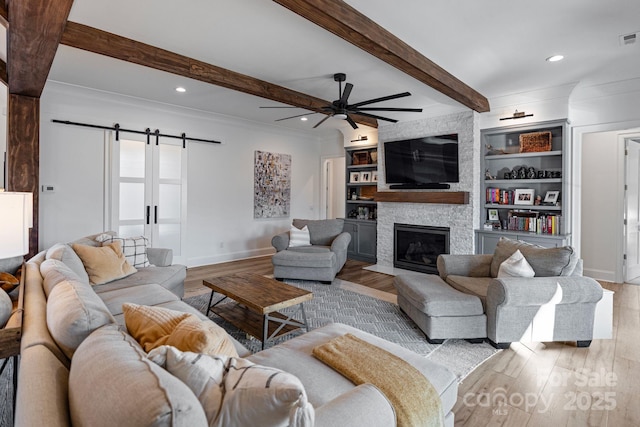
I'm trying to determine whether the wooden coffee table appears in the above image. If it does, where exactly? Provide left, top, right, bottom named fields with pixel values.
left=202, top=272, right=313, bottom=349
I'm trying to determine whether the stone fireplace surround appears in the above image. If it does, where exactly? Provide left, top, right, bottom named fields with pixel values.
left=375, top=111, right=481, bottom=269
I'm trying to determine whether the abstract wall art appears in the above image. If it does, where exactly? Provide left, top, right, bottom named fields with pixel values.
left=254, top=150, right=291, bottom=219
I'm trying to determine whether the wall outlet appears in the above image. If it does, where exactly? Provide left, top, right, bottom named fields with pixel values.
left=42, top=185, right=55, bottom=193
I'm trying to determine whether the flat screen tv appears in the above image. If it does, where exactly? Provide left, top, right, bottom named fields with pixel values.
left=384, top=133, right=459, bottom=189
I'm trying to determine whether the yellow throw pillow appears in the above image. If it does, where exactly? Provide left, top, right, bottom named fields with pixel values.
left=71, top=241, right=137, bottom=285
left=123, top=303, right=238, bottom=357
left=167, top=316, right=239, bottom=358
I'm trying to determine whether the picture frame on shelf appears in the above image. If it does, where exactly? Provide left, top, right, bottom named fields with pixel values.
left=349, top=172, right=360, bottom=183
left=372, top=171, right=378, bottom=182
left=514, top=189, right=535, bottom=205
left=359, top=171, right=371, bottom=182
left=543, top=190, right=560, bottom=205
left=488, top=208, right=499, bottom=221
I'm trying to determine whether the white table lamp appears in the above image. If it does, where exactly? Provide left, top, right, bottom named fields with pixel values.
left=0, top=192, right=33, bottom=258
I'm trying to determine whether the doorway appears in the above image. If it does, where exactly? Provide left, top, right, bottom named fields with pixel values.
left=625, top=137, right=640, bottom=283
left=321, top=156, right=345, bottom=219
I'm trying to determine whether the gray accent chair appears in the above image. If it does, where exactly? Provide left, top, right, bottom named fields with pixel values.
left=437, top=237, right=604, bottom=348
left=271, top=219, right=351, bottom=284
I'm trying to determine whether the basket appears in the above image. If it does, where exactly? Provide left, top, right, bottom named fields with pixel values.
left=519, top=131, right=552, bottom=153
left=352, top=151, right=371, bottom=165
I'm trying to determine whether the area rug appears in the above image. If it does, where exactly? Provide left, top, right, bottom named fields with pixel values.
left=184, top=278, right=499, bottom=381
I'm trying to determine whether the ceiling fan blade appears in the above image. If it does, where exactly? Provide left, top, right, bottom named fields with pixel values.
left=275, top=112, right=317, bottom=122
left=346, top=115, right=358, bottom=129
left=353, top=107, right=423, bottom=112
left=313, top=115, right=332, bottom=129
left=340, top=83, right=354, bottom=105
left=350, top=92, right=412, bottom=108
left=354, top=111, right=398, bottom=123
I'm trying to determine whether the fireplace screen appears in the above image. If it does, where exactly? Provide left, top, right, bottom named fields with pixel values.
left=394, top=224, right=450, bottom=274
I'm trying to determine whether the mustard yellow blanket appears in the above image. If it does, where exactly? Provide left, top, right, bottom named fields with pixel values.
left=312, top=333, right=444, bottom=427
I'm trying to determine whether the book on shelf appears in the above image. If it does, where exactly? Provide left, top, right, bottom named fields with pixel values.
left=486, top=187, right=514, bottom=205
left=506, top=210, right=562, bottom=235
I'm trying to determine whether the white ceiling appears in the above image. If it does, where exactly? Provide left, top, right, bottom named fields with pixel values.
left=43, top=0, right=640, bottom=133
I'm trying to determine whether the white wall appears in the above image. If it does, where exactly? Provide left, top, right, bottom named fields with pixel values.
left=39, top=82, right=341, bottom=266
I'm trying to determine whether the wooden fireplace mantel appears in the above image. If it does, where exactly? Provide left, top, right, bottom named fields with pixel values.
left=375, top=191, right=469, bottom=205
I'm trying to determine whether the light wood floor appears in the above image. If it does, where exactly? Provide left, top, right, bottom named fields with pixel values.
left=186, top=257, right=638, bottom=426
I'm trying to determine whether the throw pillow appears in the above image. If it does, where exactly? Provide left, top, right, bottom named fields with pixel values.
left=46, top=279, right=117, bottom=358
left=0, top=288, right=12, bottom=328
left=497, top=249, right=535, bottom=278
left=289, top=225, right=311, bottom=247
left=71, top=241, right=137, bottom=285
left=148, top=345, right=314, bottom=427
left=123, top=303, right=238, bottom=357
left=490, top=237, right=577, bottom=278
left=95, top=234, right=150, bottom=268
left=69, top=326, right=208, bottom=427
left=40, top=259, right=83, bottom=297
left=46, top=243, right=90, bottom=283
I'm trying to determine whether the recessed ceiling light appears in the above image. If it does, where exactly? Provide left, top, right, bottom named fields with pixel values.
left=175, top=87, right=186, bottom=93
left=546, top=55, right=564, bottom=62
left=300, top=117, right=308, bottom=121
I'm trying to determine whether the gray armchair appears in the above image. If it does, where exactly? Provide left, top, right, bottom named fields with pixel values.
left=437, top=237, right=604, bottom=348
left=271, top=219, right=351, bottom=284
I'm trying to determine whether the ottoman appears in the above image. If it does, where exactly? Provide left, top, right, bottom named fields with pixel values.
left=394, top=274, right=486, bottom=343
left=272, top=249, right=338, bottom=284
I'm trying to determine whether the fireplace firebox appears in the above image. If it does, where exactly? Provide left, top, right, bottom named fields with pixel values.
left=394, top=223, right=450, bottom=274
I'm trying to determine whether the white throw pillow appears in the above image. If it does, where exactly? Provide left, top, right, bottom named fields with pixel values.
left=148, top=346, right=314, bottom=427
left=497, top=249, right=535, bottom=278
left=289, top=225, right=311, bottom=247
left=95, top=234, right=150, bottom=268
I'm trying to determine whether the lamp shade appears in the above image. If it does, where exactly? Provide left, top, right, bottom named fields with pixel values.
left=0, top=192, right=33, bottom=258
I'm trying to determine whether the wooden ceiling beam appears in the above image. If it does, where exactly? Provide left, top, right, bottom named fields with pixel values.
left=60, top=21, right=377, bottom=128
left=273, top=0, right=490, bottom=113
left=7, top=0, right=74, bottom=97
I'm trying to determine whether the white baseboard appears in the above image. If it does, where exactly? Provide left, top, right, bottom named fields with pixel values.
left=187, top=248, right=274, bottom=268
left=583, top=268, right=617, bottom=283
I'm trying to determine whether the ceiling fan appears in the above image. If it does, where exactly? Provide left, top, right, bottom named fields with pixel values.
left=261, top=73, right=423, bottom=129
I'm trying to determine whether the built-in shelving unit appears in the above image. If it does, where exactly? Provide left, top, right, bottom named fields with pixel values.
left=476, top=119, right=571, bottom=253
left=343, top=144, right=377, bottom=262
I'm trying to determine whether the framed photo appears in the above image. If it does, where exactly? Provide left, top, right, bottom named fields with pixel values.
left=514, top=189, right=535, bottom=205
left=372, top=171, right=378, bottom=182
left=544, top=190, right=560, bottom=205
left=488, top=208, right=499, bottom=221
left=359, top=171, right=371, bottom=182
left=349, top=172, right=360, bottom=183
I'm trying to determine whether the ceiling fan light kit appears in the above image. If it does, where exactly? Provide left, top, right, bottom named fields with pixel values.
left=264, top=73, right=423, bottom=129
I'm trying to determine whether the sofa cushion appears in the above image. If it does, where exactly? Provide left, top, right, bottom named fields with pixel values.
left=272, top=250, right=336, bottom=268
left=72, top=241, right=137, bottom=285
left=490, top=237, right=578, bottom=278
left=497, top=249, right=535, bottom=278
left=123, top=303, right=238, bottom=357
left=444, top=275, right=493, bottom=309
left=69, top=326, right=208, bottom=427
left=92, top=264, right=186, bottom=297
left=46, top=279, right=117, bottom=358
left=293, top=218, right=344, bottom=246
left=46, top=243, right=90, bottom=283
left=148, top=345, right=314, bottom=427
left=97, top=283, right=179, bottom=316
left=289, top=225, right=311, bottom=247
left=96, top=233, right=150, bottom=268
left=40, top=258, right=83, bottom=298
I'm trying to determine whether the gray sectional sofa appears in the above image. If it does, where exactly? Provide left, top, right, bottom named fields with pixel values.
left=16, top=233, right=458, bottom=426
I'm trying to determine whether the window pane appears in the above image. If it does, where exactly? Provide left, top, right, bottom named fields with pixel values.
left=159, top=144, right=181, bottom=180
left=159, top=184, right=181, bottom=220
left=119, top=183, right=144, bottom=221
left=120, top=139, right=146, bottom=178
